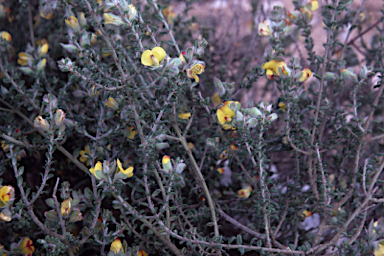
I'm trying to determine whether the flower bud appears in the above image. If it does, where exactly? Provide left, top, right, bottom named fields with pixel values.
left=341, top=69, right=357, bottom=81
left=0, top=31, right=11, bottom=42
left=258, top=20, right=271, bottom=36
left=105, top=97, right=119, bottom=110
left=323, top=72, right=338, bottom=81
left=61, top=198, right=72, bottom=217
left=162, top=155, right=172, bottom=173
left=54, top=109, right=66, bottom=126
left=0, top=208, right=11, bottom=221
left=246, top=118, right=258, bottom=127
left=250, top=107, right=262, bottom=117
left=65, top=16, right=80, bottom=32
left=103, top=13, right=125, bottom=26
left=128, top=4, right=137, bottom=21
left=34, top=116, right=50, bottom=131
left=37, top=58, right=47, bottom=72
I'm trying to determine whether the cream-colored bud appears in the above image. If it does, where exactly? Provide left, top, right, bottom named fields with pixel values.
left=54, top=109, right=66, bottom=126
left=34, top=116, right=50, bottom=131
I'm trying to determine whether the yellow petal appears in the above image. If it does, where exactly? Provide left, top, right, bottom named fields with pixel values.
left=162, top=155, right=170, bottom=164
left=40, top=43, right=49, bottom=54
left=151, top=47, right=166, bottom=63
left=110, top=239, right=123, bottom=254
left=117, top=158, right=123, bottom=171
left=217, top=108, right=226, bottom=124
left=193, top=74, right=199, bottom=82
left=95, top=161, right=102, bottom=171
left=141, top=50, right=154, bottom=66
left=299, top=68, right=312, bottom=82
left=310, top=0, right=319, bottom=11
left=261, top=60, right=278, bottom=70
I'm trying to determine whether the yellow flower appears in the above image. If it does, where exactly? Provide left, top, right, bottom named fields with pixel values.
left=137, top=250, right=148, bottom=256
left=127, top=126, right=138, bottom=139
left=61, top=198, right=72, bottom=217
left=0, top=31, right=11, bottom=42
left=238, top=185, right=252, bottom=198
left=116, top=159, right=134, bottom=178
left=0, top=244, right=7, bottom=256
left=17, top=52, right=32, bottom=66
left=278, top=102, right=286, bottom=111
left=40, top=10, right=53, bottom=19
left=1, top=141, right=9, bottom=152
left=216, top=106, right=235, bottom=125
left=34, top=116, right=50, bottom=131
left=19, top=237, right=35, bottom=256
left=262, top=60, right=288, bottom=79
left=37, top=58, right=47, bottom=71
left=39, top=42, right=49, bottom=55
left=188, top=142, right=195, bottom=150
left=299, top=67, right=312, bottom=82
left=179, top=53, right=186, bottom=62
left=80, top=146, right=91, bottom=165
left=162, top=155, right=172, bottom=173
left=309, top=0, right=319, bottom=11
left=65, top=16, right=80, bottom=31
left=0, top=186, right=14, bottom=206
left=105, top=97, right=119, bottom=110
left=178, top=107, right=191, bottom=120
left=110, top=239, right=123, bottom=254
left=211, top=92, right=222, bottom=104
left=141, top=47, right=166, bottom=66
left=162, top=6, right=176, bottom=24
left=89, top=161, right=103, bottom=179
left=230, top=142, right=238, bottom=151
left=187, top=63, right=205, bottom=82
left=258, top=20, right=271, bottom=36
left=375, top=242, right=384, bottom=256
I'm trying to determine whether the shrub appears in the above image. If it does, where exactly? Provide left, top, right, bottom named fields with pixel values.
left=1, top=0, right=384, bottom=255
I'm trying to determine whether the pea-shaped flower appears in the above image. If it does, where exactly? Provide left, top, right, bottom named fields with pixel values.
left=258, top=20, right=271, bottom=36
left=110, top=239, right=123, bottom=254
left=89, top=161, right=104, bottom=179
left=187, top=62, right=205, bottom=82
left=299, top=68, right=312, bottom=82
left=141, top=47, right=166, bottom=66
left=262, top=60, right=289, bottom=80
left=19, top=237, right=35, bottom=256
left=115, top=159, right=134, bottom=180
left=0, top=31, right=11, bottom=42
left=0, top=185, right=15, bottom=207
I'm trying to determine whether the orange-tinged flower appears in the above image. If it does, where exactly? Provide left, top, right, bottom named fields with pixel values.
left=0, top=31, right=11, bottom=42
left=17, top=52, right=32, bottom=66
left=230, top=142, right=238, bottom=151
left=162, top=6, right=176, bottom=24
left=258, top=20, right=271, bottom=36
left=262, top=60, right=288, bottom=79
left=238, top=185, right=252, bottom=198
left=217, top=106, right=235, bottom=125
left=162, top=155, right=172, bottom=173
left=188, top=142, right=195, bottom=150
left=110, top=239, right=123, bottom=254
left=0, top=186, right=14, bottom=206
left=178, top=107, right=191, bottom=120
left=299, top=68, right=312, bottom=82
left=141, top=47, right=166, bottom=66
left=302, top=210, right=312, bottom=218
left=19, top=238, right=35, bottom=256
left=137, top=250, right=148, bottom=256
left=217, top=168, right=225, bottom=174
left=187, top=63, right=205, bottom=82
